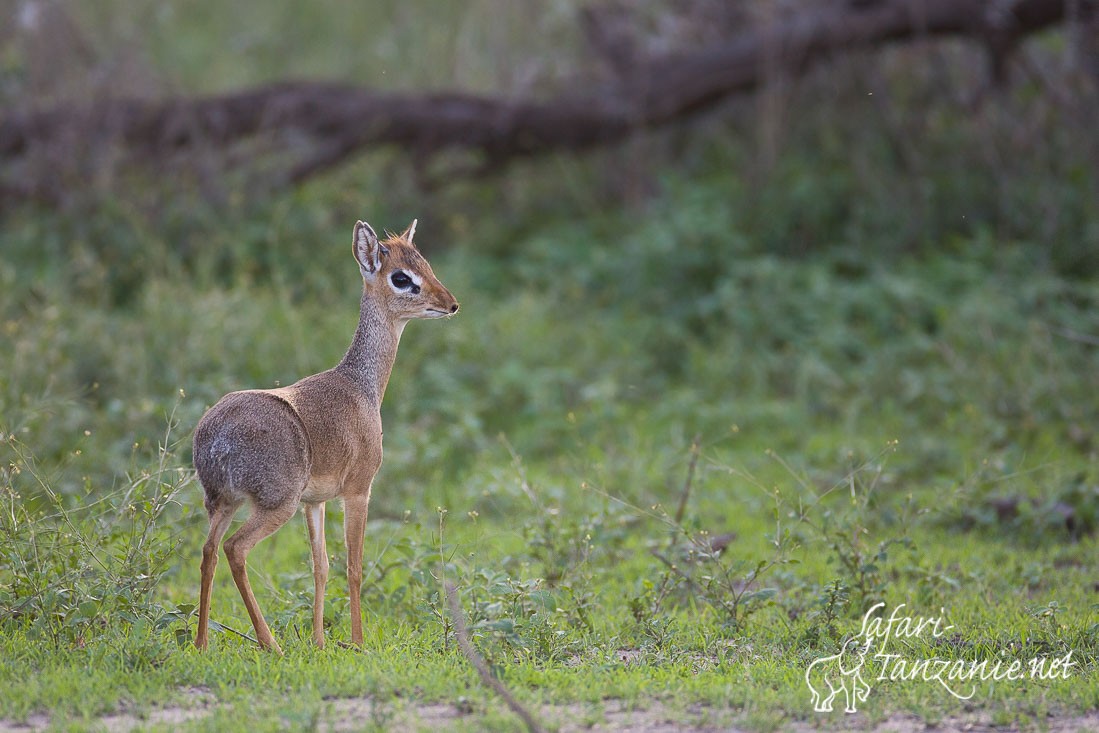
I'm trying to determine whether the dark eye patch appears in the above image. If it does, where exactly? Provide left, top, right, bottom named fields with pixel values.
left=391, top=271, right=413, bottom=289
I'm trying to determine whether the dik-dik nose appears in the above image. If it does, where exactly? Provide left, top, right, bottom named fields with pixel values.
left=449, top=303, right=459, bottom=314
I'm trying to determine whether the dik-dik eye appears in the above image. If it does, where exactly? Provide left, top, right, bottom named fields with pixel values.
left=390, top=270, right=421, bottom=295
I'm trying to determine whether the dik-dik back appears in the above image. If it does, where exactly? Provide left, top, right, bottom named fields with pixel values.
left=192, top=219, right=458, bottom=652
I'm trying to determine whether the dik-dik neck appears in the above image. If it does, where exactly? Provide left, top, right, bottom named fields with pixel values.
left=337, top=292, right=405, bottom=404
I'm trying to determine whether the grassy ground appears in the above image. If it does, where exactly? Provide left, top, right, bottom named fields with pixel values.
left=3, top=2, right=1099, bottom=731
left=3, top=186, right=1097, bottom=731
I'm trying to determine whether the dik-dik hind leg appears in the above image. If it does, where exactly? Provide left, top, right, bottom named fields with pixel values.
left=343, top=495, right=370, bottom=646
left=303, top=502, right=329, bottom=648
left=196, top=499, right=241, bottom=650
left=223, top=501, right=298, bottom=654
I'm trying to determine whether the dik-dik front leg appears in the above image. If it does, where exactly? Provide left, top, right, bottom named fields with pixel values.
left=343, top=494, right=370, bottom=645
left=303, top=502, right=328, bottom=648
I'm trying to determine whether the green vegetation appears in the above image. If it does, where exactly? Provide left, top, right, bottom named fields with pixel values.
left=2, top=2, right=1098, bottom=731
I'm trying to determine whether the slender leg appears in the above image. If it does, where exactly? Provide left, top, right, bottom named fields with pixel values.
left=343, top=495, right=370, bottom=646
left=303, top=502, right=329, bottom=648
left=195, top=499, right=240, bottom=651
left=223, top=502, right=298, bottom=654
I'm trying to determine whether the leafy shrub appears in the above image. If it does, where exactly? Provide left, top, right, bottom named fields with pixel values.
left=0, top=414, right=191, bottom=647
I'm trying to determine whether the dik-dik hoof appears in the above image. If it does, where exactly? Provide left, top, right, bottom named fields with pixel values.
left=260, top=639, right=284, bottom=656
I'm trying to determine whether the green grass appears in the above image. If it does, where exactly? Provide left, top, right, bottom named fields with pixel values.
left=3, top=1, right=1099, bottom=730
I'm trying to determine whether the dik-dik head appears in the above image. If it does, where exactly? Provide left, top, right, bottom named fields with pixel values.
left=353, top=219, right=459, bottom=320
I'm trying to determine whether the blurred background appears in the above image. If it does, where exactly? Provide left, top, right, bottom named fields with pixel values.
left=2, top=0, right=1098, bottom=518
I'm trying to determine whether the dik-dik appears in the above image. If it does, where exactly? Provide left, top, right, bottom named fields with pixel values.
left=192, top=219, right=458, bottom=653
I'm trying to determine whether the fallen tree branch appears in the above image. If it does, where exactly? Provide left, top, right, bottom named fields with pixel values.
left=444, top=582, right=546, bottom=733
left=0, top=0, right=1091, bottom=205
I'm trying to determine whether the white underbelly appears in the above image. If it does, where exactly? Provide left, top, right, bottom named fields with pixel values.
left=301, top=475, right=342, bottom=503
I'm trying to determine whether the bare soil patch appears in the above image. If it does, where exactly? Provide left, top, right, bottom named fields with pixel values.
left=3, top=696, right=1097, bottom=732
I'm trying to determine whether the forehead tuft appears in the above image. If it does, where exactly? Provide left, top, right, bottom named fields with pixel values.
left=382, top=237, right=428, bottom=271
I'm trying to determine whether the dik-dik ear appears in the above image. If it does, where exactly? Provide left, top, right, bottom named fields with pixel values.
left=352, top=220, right=388, bottom=277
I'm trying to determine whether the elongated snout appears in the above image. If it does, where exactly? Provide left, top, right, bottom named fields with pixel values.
left=426, top=286, right=459, bottom=318
left=443, top=290, right=459, bottom=315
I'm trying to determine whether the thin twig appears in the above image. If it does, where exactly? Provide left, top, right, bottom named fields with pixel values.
left=500, top=435, right=541, bottom=508
left=673, top=434, right=702, bottom=525
left=335, top=640, right=364, bottom=651
left=1049, top=325, right=1099, bottom=347
left=444, top=583, right=546, bottom=733
left=648, top=549, right=700, bottom=591
left=208, top=619, right=258, bottom=644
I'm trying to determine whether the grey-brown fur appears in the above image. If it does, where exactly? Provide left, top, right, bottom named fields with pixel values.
left=191, top=219, right=458, bottom=653
left=193, top=391, right=311, bottom=511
